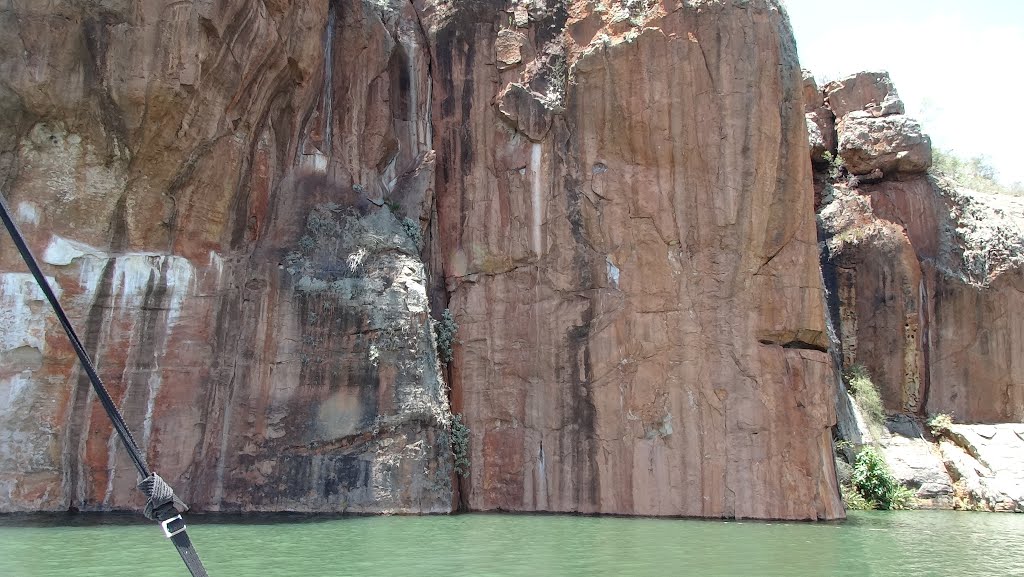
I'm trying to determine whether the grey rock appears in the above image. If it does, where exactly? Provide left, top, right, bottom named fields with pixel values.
left=837, top=113, right=932, bottom=175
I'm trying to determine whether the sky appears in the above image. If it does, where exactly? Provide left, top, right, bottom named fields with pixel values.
left=783, top=0, right=1024, bottom=185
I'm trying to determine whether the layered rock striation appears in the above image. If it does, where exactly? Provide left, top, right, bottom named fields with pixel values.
left=426, top=0, right=841, bottom=519
left=1, top=0, right=845, bottom=520
left=0, top=0, right=453, bottom=513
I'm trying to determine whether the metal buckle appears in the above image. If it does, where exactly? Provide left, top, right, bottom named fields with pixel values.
left=161, top=515, right=186, bottom=538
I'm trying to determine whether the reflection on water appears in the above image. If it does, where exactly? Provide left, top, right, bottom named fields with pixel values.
left=1, top=511, right=1022, bottom=577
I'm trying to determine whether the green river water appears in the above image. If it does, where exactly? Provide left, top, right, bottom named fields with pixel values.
left=1, top=511, right=1022, bottom=576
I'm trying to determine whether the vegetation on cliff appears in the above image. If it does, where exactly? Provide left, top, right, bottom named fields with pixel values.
left=451, top=414, right=471, bottom=477
left=850, top=447, right=915, bottom=510
left=931, top=149, right=1024, bottom=197
left=434, top=308, right=458, bottom=366
left=845, top=365, right=885, bottom=437
left=837, top=366, right=916, bottom=511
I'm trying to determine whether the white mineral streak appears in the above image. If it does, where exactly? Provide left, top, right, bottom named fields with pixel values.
left=530, top=143, right=543, bottom=255
left=111, top=254, right=194, bottom=327
left=606, top=256, right=620, bottom=289
left=0, top=272, right=60, bottom=353
left=16, top=202, right=39, bottom=226
left=0, top=274, right=61, bottom=495
left=42, top=235, right=105, bottom=266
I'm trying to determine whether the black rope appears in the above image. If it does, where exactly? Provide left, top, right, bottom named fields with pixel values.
left=1, top=193, right=209, bottom=577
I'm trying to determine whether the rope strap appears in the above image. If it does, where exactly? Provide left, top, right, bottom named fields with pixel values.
left=138, top=473, right=189, bottom=521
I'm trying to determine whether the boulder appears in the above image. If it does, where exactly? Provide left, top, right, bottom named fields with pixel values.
left=837, top=113, right=932, bottom=175
left=941, top=424, right=1024, bottom=512
left=496, top=29, right=527, bottom=69
left=802, top=69, right=824, bottom=112
left=802, top=71, right=835, bottom=164
left=807, top=109, right=836, bottom=164
left=497, top=83, right=554, bottom=142
left=826, top=71, right=905, bottom=118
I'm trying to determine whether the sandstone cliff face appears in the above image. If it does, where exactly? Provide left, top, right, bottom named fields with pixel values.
left=425, top=0, right=841, bottom=519
left=814, top=71, right=1024, bottom=424
left=813, top=71, right=1023, bottom=512
left=1, top=0, right=844, bottom=520
left=0, top=0, right=453, bottom=513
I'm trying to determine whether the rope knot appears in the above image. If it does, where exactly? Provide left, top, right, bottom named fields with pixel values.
left=137, top=473, right=188, bottom=520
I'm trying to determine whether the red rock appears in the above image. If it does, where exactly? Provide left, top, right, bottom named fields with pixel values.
left=0, top=0, right=453, bottom=514
left=802, top=71, right=836, bottom=164
left=821, top=179, right=1024, bottom=423
left=1, top=0, right=847, bottom=521
left=803, top=70, right=824, bottom=113
left=825, top=71, right=905, bottom=119
left=426, top=0, right=842, bottom=519
left=496, top=29, right=527, bottom=69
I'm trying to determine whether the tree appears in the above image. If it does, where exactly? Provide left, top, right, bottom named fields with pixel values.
left=931, top=149, right=1022, bottom=197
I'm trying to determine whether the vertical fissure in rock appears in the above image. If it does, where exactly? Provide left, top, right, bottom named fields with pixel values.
left=323, top=1, right=336, bottom=158
left=918, top=277, right=933, bottom=414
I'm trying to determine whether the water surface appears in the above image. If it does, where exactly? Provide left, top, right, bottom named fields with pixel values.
left=1, top=511, right=1022, bottom=576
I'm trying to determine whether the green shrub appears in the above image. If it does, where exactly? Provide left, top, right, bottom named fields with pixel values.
left=845, top=364, right=885, bottom=433
left=451, top=413, right=471, bottom=477
left=931, top=149, right=1024, bottom=197
left=434, top=308, right=458, bottom=365
left=851, top=446, right=914, bottom=510
left=401, top=217, right=422, bottom=248
left=841, top=483, right=877, bottom=511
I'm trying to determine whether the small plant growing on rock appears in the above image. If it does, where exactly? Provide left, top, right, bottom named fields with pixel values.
left=434, top=308, right=458, bottom=365
left=401, top=217, right=422, bottom=248
left=822, top=150, right=845, bottom=181
left=841, top=482, right=876, bottom=511
left=927, top=412, right=955, bottom=438
left=851, top=446, right=915, bottom=510
left=845, top=364, right=885, bottom=435
left=451, top=413, right=471, bottom=477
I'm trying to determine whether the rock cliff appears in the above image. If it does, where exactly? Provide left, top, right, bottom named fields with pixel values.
left=429, top=0, right=840, bottom=519
left=0, top=0, right=453, bottom=514
left=816, top=71, right=1023, bottom=424
left=0, top=0, right=845, bottom=520
left=811, top=71, right=1024, bottom=511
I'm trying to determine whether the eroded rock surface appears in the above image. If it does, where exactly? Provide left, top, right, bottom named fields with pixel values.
left=425, top=0, right=842, bottom=520
left=816, top=71, right=931, bottom=177
left=2, top=0, right=847, bottom=520
left=813, top=69, right=1024, bottom=425
left=0, top=0, right=453, bottom=513
left=821, top=180, right=1024, bottom=423
left=803, top=70, right=835, bottom=165
left=940, top=424, right=1024, bottom=512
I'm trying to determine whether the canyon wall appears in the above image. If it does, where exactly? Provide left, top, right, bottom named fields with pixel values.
left=813, top=71, right=1024, bottom=424
left=425, top=0, right=841, bottom=519
left=0, top=0, right=453, bottom=513
left=0, top=0, right=844, bottom=520
left=811, top=71, right=1023, bottom=511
